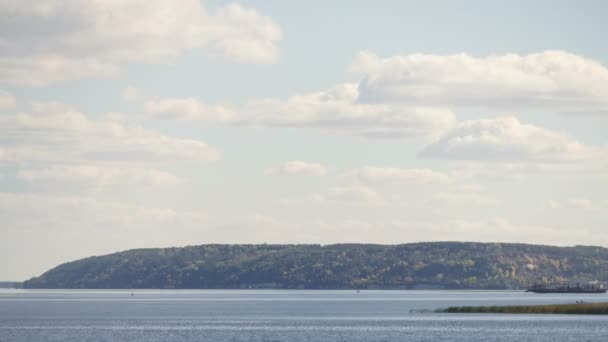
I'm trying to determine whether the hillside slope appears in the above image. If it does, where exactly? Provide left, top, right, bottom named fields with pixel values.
left=23, top=243, right=608, bottom=289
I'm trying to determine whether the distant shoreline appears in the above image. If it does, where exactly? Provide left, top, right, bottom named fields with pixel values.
left=0, top=282, right=22, bottom=289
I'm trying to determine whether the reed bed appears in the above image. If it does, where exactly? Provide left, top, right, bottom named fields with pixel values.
left=440, top=303, right=608, bottom=315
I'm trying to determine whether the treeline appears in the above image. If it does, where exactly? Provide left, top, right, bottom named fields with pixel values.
left=23, top=243, right=608, bottom=289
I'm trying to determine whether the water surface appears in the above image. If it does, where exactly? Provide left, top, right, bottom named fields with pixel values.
left=1, top=289, right=607, bottom=341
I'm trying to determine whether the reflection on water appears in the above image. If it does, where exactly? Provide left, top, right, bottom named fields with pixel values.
left=1, top=290, right=607, bottom=341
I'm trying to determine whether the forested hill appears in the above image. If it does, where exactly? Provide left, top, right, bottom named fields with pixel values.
left=23, top=243, right=608, bottom=289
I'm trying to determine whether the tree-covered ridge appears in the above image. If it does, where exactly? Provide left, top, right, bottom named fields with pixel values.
left=23, top=243, right=608, bottom=289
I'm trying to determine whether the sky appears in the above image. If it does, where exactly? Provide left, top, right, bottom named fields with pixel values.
left=1, top=0, right=608, bottom=280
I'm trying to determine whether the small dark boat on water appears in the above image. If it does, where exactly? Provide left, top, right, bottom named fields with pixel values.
left=527, top=282, right=607, bottom=294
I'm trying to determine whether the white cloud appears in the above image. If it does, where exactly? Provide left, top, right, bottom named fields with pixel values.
left=144, top=83, right=456, bottom=138
left=145, top=97, right=234, bottom=121
left=0, top=90, right=16, bottom=110
left=420, top=116, right=590, bottom=162
left=17, top=165, right=181, bottom=187
left=0, top=1, right=282, bottom=85
left=0, top=55, right=121, bottom=86
left=343, top=166, right=450, bottom=185
left=432, top=186, right=498, bottom=207
left=451, top=162, right=565, bottom=181
left=352, top=50, right=608, bottom=114
left=1, top=101, right=219, bottom=190
left=548, top=198, right=604, bottom=211
left=265, top=160, right=327, bottom=176
left=207, top=4, right=283, bottom=64
left=312, top=185, right=386, bottom=206
left=0, top=101, right=221, bottom=163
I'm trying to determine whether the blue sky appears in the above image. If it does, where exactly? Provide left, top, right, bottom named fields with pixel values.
left=1, top=0, right=607, bottom=280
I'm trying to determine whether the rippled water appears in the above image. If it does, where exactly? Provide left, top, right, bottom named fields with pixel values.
left=1, top=289, right=608, bottom=341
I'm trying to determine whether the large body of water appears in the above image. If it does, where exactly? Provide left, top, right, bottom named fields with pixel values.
left=1, top=289, right=608, bottom=341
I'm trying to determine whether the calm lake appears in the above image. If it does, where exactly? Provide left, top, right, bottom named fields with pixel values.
left=1, top=289, right=608, bottom=341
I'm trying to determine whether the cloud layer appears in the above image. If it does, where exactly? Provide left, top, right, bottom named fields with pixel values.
left=352, top=50, right=608, bottom=114
left=0, top=99, right=219, bottom=188
left=0, top=0, right=282, bottom=85
left=420, top=116, right=589, bottom=162
left=265, top=160, right=327, bottom=176
left=343, top=166, right=450, bottom=185
left=144, top=83, right=456, bottom=138
left=0, top=101, right=220, bottom=163
left=17, top=165, right=182, bottom=187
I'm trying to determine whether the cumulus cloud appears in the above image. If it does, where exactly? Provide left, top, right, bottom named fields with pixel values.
left=338, top=166, right=496, bottom=208
left=265, top=160, right=327, bottom=176
left=343, top=166, right=450, bottom=185
left=0, top=101, right=221, bottom=163
left=0, top=0, right=282, bottom=85
left=17, top=165, right=182, bottom=187
left=419, top=116, right=591, bottom=162
left=352, top=50, right=608, bottom=114
left=0, top=101, right=219, bottom=189
left=144, top=83, right=456, bottom=138
left=119, top=50, right=608, bottom=143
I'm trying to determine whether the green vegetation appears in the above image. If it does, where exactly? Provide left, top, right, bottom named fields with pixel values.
left=441, top=303, right=608, bottom=314
left=23, top=242, right=608, bottom=289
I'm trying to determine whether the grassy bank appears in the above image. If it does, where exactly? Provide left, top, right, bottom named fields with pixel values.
left=440, top=303, right=608, bottom=315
